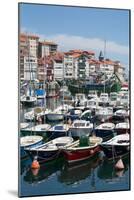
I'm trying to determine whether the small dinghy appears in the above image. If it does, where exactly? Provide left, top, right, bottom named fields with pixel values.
left=62, top=135, right=102, bottom=163
left=25, top=136, right=74, bottom=163
left=100, top=133, right=130, bottom=159
left=20, top=135, right=43, bottom=159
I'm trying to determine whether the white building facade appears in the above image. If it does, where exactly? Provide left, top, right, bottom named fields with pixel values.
left=24, top=56, right=38, bottom=80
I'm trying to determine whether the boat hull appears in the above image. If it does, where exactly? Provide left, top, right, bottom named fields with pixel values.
left=46, top=130, right=68, bottom=140
left=95, top=129, right=115, bottom=142
left=62, top=146, right=100, bottom=163
left=25, top=149, right=60, bottom=164
left=100, top=145, right=130, bottom=160
left=21, top=140, right=43, bottom=159
left=115, top=128, right=130, bottom=135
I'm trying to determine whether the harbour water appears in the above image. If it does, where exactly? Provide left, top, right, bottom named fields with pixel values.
left=20, top=154, right=130, bottom=197
left=19, top=97, right=130, bottom=197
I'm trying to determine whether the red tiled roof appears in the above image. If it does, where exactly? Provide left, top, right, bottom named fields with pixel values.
left=53, top=52, right=64, bottom=61
left=20, top=33, right=39, bottom=39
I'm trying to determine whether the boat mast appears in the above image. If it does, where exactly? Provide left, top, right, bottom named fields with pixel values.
left=104, top=40, right=106, bottom=93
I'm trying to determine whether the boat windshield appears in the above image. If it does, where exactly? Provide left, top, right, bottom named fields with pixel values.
left=74, top=123, right=86, bottom=127
left=54, top=126, right=64, bottom=130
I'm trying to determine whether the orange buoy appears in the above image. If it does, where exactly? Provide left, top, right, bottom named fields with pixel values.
left=31, top=159, right=40, bottom=169
left=115, top=158, right=124, bottom=170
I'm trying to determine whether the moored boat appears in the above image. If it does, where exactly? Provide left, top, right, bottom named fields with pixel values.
left=25, top=136, right=74, bottom=163
left=62, top=135, right=102, bottom=163
left=69, top=119, right=93, bottom=138
left=24, top=107, right=50, bottom=121
left=20, top=135, right=43, bottom=159
left=95, top=106, right=113, bottom=122
left=20, top=122, right=29, bottom=129
left=46, top=104, right=73, bottom=122
left=20, top=95, right=37, bottom=107
left=21, top=124, right=51, bottom=136
left=66, top=108, right=82, bottom=121
left=114, top=109, right=129, bottom=118
left=99, top=93, right=109, bottom=106
left=100, top=133, right=130, bottom=160
left=115, top=122, right=130, bottom=135
left=95, top=122, right=115, bottom=142
left=109, top=92, right=118, bottom=107
left=46, top=124, right=70, bottom=139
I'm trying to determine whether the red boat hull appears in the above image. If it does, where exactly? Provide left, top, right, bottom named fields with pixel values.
left=62, top=146, right=101, bottom=163
left=115, top=128, right=130, bottom=135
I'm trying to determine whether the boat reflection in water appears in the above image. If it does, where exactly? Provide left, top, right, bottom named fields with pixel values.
left=97, top=156, right=129, bottom=182
left=58, top=156, right=100, bottom=186
left=23, top=157, right=64, bottom=184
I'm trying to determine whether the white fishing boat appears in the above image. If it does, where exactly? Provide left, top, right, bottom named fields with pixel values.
left=99, top=93, right=109, bottom=106
left=85, top=98, right=99, bottom=110
left=114, top=109, right=129, bottom=118
left=69, top=120, right=93, bottom=138
left=46, top=104, right=73, bottom=122
left=87, top=91, right=98, bottom=100
left=115, top=122, right=130, bottom=134
left=100, top=133, right=130, bottom=159
left=24, top=107, right=50, bottom=121
left=117, top=90, right=129, bottom=107
left=95, top=106, right=113, bottom=122
left=109, top=92, right=118, bottom=106
left=74, top=93, right=87, bottom=106
left=25, top=136, right=74, bottom=163
left=20, top=95, right=37, bottom=106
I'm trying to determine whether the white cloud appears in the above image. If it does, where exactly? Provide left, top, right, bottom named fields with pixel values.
left=43, top=34, right=129, bottom=56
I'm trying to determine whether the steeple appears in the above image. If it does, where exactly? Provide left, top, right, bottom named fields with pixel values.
left=99, top=51, right=104, bottom=61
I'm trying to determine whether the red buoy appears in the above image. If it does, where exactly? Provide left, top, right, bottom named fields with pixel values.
left=31, top=159, right=40, bottom=169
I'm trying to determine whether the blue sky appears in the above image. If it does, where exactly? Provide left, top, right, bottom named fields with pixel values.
left=20, top=3, right=130, bottom=69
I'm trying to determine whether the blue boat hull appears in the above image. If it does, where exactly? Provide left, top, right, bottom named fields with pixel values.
left=95, top=129, right=115, bottom=142
left=21, top=140, right=43, bottom=160
left=25, top=149, right=60, bottom=164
